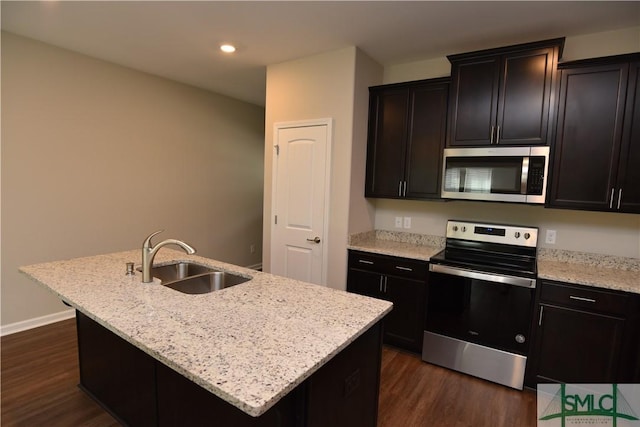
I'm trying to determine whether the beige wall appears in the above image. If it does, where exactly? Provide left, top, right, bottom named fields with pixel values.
left=383, top=26, right=640, bottom=83
left=375, top=199, right=640, bottom=258
left=264, top=47, right=382, bottom=290
left=1, top=32, right=265, bottom=326
left=349, top=50, right=383, bottom=235
left=376, top=26, right=640, bottom=258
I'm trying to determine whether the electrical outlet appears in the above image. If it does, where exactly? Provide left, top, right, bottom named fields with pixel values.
left=395, top=216, right=403, bottom=228
left=545, top=230, right=557, bottom=245
left=403, top=217, right=412, bottom=229
left=250, top=244, right=256, bottom=254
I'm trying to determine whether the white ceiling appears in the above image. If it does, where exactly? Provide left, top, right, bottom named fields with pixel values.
left=2, top=1, right=639, bottom=106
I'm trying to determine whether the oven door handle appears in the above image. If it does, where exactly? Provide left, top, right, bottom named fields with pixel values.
left=429, top=263, right=536, bottom=289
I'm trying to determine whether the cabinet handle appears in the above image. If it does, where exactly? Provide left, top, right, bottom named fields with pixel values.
left=403, top=181, right=407, bottom=197
left=617, top=189, right=623, bottom=210
left=569, top=295, right=596, bottom=303
left=358, top=259, right=374, bottom=265
left=384, top=276, right=388, bottom=293
left=538, top=306, right=544, bottom=326
left=490, top=126, right=495, bottom=144
left=395, top=266, right=413, bottom=272
left=609, top=188, right=615, bottom=209
left=496, top=126, right=501, bottom=144
left=379, top=276, right=384, bottom=293
left=398, top=181, right=403, bottom=197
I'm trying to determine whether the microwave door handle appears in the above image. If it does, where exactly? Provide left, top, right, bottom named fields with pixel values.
left=521, top=157, right=530, bottom=194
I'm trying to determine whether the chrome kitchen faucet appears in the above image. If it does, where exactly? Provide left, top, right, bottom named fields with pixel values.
left=141, top=230, right=196, bottom=283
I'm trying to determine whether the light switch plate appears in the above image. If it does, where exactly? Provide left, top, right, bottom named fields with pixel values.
left=403, top=217, right=411, bottom=229
left=395, top=217, right=403, bottom=228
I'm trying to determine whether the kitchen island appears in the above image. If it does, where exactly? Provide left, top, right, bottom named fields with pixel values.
left=20, top=249, right=392, bottom=426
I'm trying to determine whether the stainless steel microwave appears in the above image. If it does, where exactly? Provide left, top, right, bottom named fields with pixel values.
left=441, top=146, right=550, bottom=204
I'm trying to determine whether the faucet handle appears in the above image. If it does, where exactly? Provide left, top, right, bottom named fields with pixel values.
left=143, top=230, right=164, bottom=249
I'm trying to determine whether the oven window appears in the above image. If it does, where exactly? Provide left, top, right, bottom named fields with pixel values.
left=443, top=157, right=522, bottom=194
left=426, top=272, right=534, bottom=355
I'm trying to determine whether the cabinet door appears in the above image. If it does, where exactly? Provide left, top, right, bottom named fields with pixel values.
left=497, top=47, right=556, bottom=145
left=365, top=88, right=408, bottom=198
left=383, top=275, right=426, bottom=353
left=305, top=323, right=383, bottom=427
left=346, top=268, right=382, bottom=299
left=157, top=362, right=297, bottom=427
left=548, top=63, right=628, bottom=210
left=76, top=312, right=157, bottom=427
left=618, top=60, right=640, bottom=213
left=405, top=82, right=448, bottom=198
left=533, top=304, right=625, bottom=383
left=448, top=57, right=501, bottom=146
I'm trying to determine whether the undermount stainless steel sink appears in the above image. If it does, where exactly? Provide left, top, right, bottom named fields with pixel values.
left=165, top=271, right=250, bottom=294
left=137, top=261, right=213, bottom=283
left=137, top=261, right=250, bottom=294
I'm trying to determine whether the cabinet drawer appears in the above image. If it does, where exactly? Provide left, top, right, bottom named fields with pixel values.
left=348, top=250, right=428, bottom=280
left=539, top=281, right=630, bottom=315
left=348, top=251, right=386, bottom=273
left=382, top=257, right=428, bottom=280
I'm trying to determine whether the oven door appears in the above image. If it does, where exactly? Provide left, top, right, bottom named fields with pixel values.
left=426, top=263, right=535, bottom=355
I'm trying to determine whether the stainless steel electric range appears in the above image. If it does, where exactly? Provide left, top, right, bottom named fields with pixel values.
left=422, top=220, right=539, bottom=390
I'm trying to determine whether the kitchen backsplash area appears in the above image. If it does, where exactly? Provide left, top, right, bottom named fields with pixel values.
left=372, top=198, right=640, bottom=259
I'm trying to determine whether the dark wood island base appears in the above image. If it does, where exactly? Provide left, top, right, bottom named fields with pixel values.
left=76, top=311, right=384, bottom=427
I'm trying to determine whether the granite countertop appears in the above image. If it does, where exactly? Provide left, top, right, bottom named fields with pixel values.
left=537, top=249, right=640, bottom=295
left=20, top=249, right=392, bottom=417
left=348, top=230, right=640, bottom=295
left=348, top=230, right=444, bottom=261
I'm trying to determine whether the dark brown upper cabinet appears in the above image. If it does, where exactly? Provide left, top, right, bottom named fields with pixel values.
left=447, top=38, right=564, bottom=147
left=548, top=53, right=640, bottom=213
left=365, top=78, right=449, bottom=200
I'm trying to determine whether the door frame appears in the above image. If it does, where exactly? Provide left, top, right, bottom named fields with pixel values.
left=271, top=118, right=333, bottom=285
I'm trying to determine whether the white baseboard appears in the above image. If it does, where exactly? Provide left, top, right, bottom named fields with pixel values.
left=1, top=308, right=76, bottom=337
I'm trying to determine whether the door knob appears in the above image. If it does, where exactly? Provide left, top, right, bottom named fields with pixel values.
left=306, top=237, right=321, bottom=244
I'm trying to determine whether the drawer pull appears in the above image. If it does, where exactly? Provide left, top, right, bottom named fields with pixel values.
left=395, top=266, right=413, bottom=272
left=538, top=306, right=544, bottom=326
left=358, top=260, right=374, bottom=265
left=609, top=188, right=615, bottom=209
left=569, top=295, right=596, bottom=303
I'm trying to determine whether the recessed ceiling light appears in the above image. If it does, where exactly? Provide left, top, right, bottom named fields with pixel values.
left=220, top=44, right=236, bottom=53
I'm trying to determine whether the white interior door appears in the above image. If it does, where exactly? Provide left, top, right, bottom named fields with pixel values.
left=271, top=120, right=331, bottom=285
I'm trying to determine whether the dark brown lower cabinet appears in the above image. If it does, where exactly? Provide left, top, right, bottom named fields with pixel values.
left=76, top=311, right=383, bottom=427
left=527, top=280, right=640, bottom=386
left=77, top=312, right=157, bottom=426
left=347, top=250, right=428, bottom=353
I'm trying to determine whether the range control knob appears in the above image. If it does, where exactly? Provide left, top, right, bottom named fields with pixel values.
left=514, top=232, right=521, bottom=238
left=452, top=225, right=458, bottom=232
left=461, top=226, right=467, bottom=232
left=524, top=232, right=531, bottom=240
left=515, top=334, right=526, bottom=344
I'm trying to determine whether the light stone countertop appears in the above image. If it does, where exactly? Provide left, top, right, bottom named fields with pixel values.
left=537, top=249, right=640, bottom=294
left=348, top=230, right=640, bottom=295
left=348, top=230, right=444, bottom=261
left=20, top=249, right=392, bottom=417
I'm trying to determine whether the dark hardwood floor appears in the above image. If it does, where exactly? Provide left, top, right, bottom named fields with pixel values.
left=378, top=346, right=536, bottom=427
left=1, top=319, right=536, bottom=426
